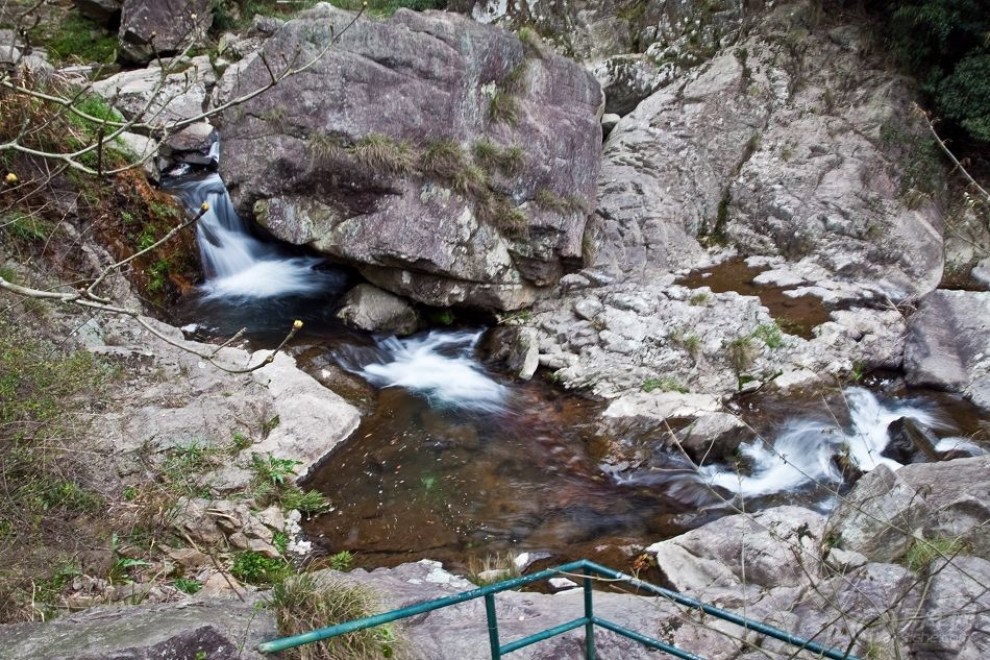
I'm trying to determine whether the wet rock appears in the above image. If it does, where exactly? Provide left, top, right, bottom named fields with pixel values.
left=481, top=325, right=539, bottom=380
left=218, top=5, right=602, bottom=312
left=0, top=599, right=275, bottom=660
left=119, top=0, right=213, bottom=64
left=883, top=416, right=941, bottom=464
left=904, top=290, right=990, bottom=412
left=675, top=412, right=752, bottom=463
left=825, top=464, right=929, bottom=563
left=336, top=283, right=420, bottom=336
left=159, top=122, right=218, bottom=169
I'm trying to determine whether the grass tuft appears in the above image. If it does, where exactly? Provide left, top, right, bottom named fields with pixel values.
left=271, top=574, right=402, bottom=659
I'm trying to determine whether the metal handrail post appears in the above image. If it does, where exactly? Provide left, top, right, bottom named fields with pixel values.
left=485, top=592, right=502, bottom=659
left=583, top=566, right=596, bottom=660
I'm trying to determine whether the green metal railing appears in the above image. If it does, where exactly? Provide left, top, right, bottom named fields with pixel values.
left=258, top=559, right=858, bottom=659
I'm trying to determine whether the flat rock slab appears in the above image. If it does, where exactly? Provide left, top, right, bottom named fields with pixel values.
left=904, top=289, right=990, bottom=411
left=0, top=599, right=276, bottom=660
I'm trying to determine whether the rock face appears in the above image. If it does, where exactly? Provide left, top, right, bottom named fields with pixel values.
left=0, top=599, right=276, bottom=660
left=217, top=5, right=603, bottom=311
left=118, top=0, right=213, bottom=63
left=588, top=7, right=943, bottom=299
left=904, top=289, right=990, bottom=411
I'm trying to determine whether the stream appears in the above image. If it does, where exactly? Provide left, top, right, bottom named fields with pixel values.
left=166, top=170, right=990, bottom=575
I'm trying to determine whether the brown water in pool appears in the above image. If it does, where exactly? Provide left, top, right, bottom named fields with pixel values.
left=676, top=258, right=832, bottom=338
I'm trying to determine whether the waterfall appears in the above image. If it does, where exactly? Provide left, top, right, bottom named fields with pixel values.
left=337, top=330, right=509, bottom=413
left=167, top=173, right=343, bottom=299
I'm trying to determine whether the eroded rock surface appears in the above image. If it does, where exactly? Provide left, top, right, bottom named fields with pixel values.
left=217, top=5, right=603, bottom=311
left=904, top=289, right=990, bottom=411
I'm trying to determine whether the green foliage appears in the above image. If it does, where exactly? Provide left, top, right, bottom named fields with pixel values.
left=725, top=335, right=757, bottom=375
left=279, top=486, right=332, bottom=515
left=534, top=188, right=585, bottom=214
left=270, top=575, right=400, bottom=659
left=753, top=322, right=784, bottom=349
left=419, top=139, right=467, bottom=179
left=451, top=163, right=488, bottom=198
left=902, top=536, right=968, bottom=572
left=472, top=140, right=525, bottom=177
left=158, top=440, right=223, bottom=498
left=937, top=54, right=990, bottom=141
left=1, top=212, right=53, bottom=245
left=33, top=13, right=117, bottom=65
left=483, top=195, right=529, bottom=239
left=488, top=89, right=520, bottom=126
left=886, top=0, right=990, bottom=142
left=688, top=292, right=709, bottom=306
left=250, top=453, right=300, bottom=486
left=328, top=550, right=355, bottom=571
left=642, top=377, right=689, bottom=394
left=212, top=0, right=322, bottom=32
left=172, top=577, right=203, bottom=594
left=230, top=550, right=291, bottom=586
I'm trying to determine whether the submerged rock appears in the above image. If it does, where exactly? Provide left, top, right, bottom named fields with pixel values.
left=218, top=5, right=603, bottom=312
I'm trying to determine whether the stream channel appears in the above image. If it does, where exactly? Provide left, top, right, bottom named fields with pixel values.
left=167, top=170, right=990, bottom=576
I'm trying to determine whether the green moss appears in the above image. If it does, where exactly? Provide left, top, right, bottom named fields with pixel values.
left=642, top=377, right=689, bottom=394
left=33, top=13, right=117, bottom=65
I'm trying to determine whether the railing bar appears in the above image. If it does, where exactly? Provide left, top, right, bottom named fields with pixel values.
left=579, top=561, right=857, bottom=660
left=485, top=593, right=501, bottom=660
left=583, top=566, right=596, bottom=660
left=499, top=618, right=587, bottom=655
left=258, top=561, right=589, bottom=653
left=592, top=617, right=703, bottom=660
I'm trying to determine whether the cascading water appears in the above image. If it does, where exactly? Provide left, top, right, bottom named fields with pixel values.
left=337, top=330, right=509, bottom=413
left=693, top=387, right=981, bottom=500
left=168, top=173, right=344, bottom=299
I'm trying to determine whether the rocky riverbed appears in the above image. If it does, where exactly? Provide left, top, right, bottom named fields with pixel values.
left=2, top=0, right=989, bottom=658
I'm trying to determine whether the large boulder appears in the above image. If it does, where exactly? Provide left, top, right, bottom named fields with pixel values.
left=217, top=5, right=603, bottom=312
left=118, top=0, right=213, bottom=64
left=903, top=290, right=990, bottom=411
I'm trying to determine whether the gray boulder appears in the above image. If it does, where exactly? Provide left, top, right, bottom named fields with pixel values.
left=119, top=0, right=212, bottom=63
left=904, top=290, right=990, bottom=411
left=218, top=5, right=603, bottom=312
left=0, top=599, right=276, bottom=660
left=92, top=55, right=215, bottom=127
left=336, top=283, right=420, bottom=336
left=824, top=464, right=929, bottom=563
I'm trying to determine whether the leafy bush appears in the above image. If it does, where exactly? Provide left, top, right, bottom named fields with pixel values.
left=885, top=0, right=990, bottom=142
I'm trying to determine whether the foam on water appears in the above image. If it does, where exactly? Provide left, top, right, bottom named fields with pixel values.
left=342, top=330, right=508, bottom=413
left=697, top=387, right=954, bottom=499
